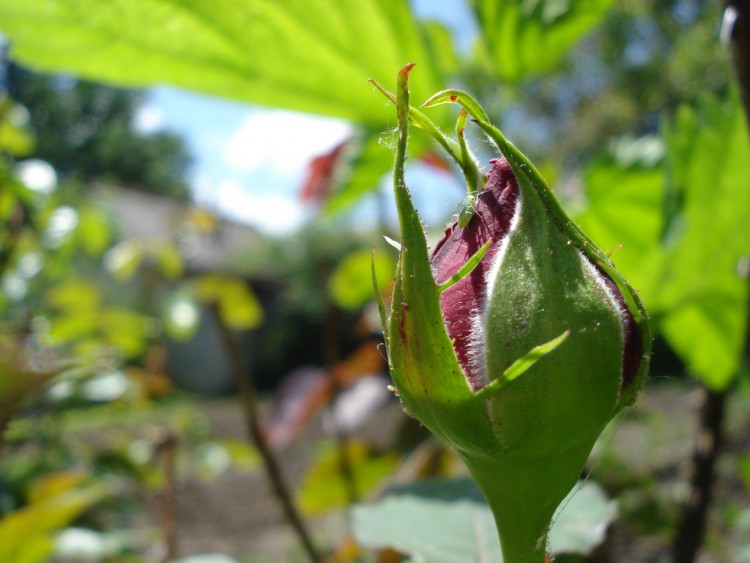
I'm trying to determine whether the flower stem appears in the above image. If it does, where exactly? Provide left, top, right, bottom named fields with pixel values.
left=462, top=455, right=553, bottom=563
left=210, top=304, right=323, bottom=563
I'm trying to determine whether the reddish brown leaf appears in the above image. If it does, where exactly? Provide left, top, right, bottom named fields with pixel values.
left=330, top=340, right=385, bottom=387
left=299, top=140, right=349, bottom=204
left=419, top=150, right=452, bottom=173
left=265, top=367, right=332, bottom=450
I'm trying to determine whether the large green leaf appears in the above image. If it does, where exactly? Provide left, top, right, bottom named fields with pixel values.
left=0, top=0, right=445, bottom=125
left=656, top=92, right=750, bottom=389
left=576, top=92, right=750, bottom=390
left=470, top=0, right=613, bottom=82
left=573, top=140, right=665, bottom=310
left=352, top=478, right=617, bottom=561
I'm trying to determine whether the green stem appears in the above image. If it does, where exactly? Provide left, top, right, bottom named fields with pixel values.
left=462, top=455, right=553, bottom=563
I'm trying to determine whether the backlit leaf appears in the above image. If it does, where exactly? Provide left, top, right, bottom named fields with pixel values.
left=329, top=249, right=395, bottom=310
left=353, top=478, right=616, bottom=561
left=0, top=0, right=445, bottom=125
left=470, top=0, right=613, bottom=82
left=657, top=91, right=750, bottom=389
left=298, top=440, right=399, bottom=515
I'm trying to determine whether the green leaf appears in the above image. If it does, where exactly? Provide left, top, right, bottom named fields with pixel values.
left=297, top=440, right=399, bottom=515
left=46, top=279, right=100, bottom=312
left=0, top=484, right=103, bottom=563
left=153, top=242, right=184, bottom=280
left=100, top=307, right=151, bottom=358
left=329, top=249, right=395, bottom=310
left=323, top=131, right=392, bottom=215
left=195, top=275, right=263, bottom=330
left=0, top=358, right=54, bottom=430
left=0, top=98, right=35, bottom=156
left=657, top=91, right=750, bottom=389
left=573, top=147, right=665, bottom=309
left=75, top=205, right=112, bottom=257
left=104, top=240, right=145, bottom=281
left=469, top=0, right=614, bottom=82
left=352, top=478, right=616, bottom=561
left=0, top=0, right=445, bottom=125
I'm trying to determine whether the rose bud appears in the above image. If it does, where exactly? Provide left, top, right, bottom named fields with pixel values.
left=373, top=66, right=650, bottom=562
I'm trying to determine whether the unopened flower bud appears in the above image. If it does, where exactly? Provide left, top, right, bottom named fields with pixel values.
left=374, top=65, right=650, bottom=562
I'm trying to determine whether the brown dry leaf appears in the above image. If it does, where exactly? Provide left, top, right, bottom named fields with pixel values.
left=265, top=367, right=332, bottom=450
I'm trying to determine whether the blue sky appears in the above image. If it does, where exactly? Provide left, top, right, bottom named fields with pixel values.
left=131, top=0, right=477, bottom=236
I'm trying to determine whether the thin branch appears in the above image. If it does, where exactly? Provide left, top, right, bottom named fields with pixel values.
left=672, top=387, right=727, bottom=562
left=723, top=1, right=750, bottom=131
left=155, top=431, right=178, bottom=562
left=210, top=304, right=323, bottom=563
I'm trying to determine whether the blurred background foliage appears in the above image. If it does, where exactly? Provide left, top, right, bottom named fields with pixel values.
left=0, top=0, right=748, bottom=561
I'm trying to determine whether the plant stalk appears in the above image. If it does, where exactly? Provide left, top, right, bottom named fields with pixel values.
left=672, top=387, right=727, bottom=563
left=210, top=304, right=323, bottom=563
left=155, top=431, right=178, bottom=562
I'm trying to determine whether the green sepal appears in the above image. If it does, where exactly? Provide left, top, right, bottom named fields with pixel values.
left=371, top=249, right=389, bottom=341
left=368, top=77, right=463, bottom=167
left=437, top=239, right=491, bottom=293
left=473, top=330, right=570, bottom=401
left=422, top=88, right=491, bottom=123
left=455, top=108, right=482, bottom=199
left=385, top=64, right=501, bottom=455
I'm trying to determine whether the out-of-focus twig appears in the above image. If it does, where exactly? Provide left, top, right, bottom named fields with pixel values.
left=155, top=430, right=178, bottom=563
left=672, top=387, right=728, bottom=563
left=723, top=1, right=750, bottom=129
left=210, top=304, right=323, bottom=563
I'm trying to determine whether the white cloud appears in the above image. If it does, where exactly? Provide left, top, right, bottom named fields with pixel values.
left=215, top=178, right=307, bottom=235
left=132, top=104, right=165, bottom=134
left=224, top=110, right=352, bottom=176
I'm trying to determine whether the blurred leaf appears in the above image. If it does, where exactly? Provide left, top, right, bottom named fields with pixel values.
left=739, top=455, right=750, bottom=493
left=105, top=239, right=183, bottom=280
left=0, top=98, right=34, bottom=156
left=300, top=140, right=350, bottom=204
left=657, top=90, right=750, bottom=389
left=329, top=249, right=395, bottom=310
left=266, top=367, right=331, bottom=450
left=104, top=240, right=145, bottom=281
left=184, top=208, right=219, bottom=233
left=195, top=275, right=263, bottom=329
left=28, top=470, right=87, bottom=504
left=547, top=481, right=618, bottom=554
left=0, top=485, right=102, bottom=563
left=217, top=281, right=262, bottom=330
left=0, top=358, right=54, bottom=430
left=352, top=478, right=616, bottom=561
left=298, top=440, right=399, bottom=515
left=422, top=20, right=461, bottom=79
left=330, top=340, right=385, bottom=386
left=154, top=242, right=184, bottom=280
left=100, top=308, right=151, bottom=358
left=215, top=439, right=260, bottom=471
left=323, top=131, right=393, bottom=215
left=470, top=0, right=613, bottom=82
left=75, top=205, right=111, bottom=257
left=0, top=0, right=445, bottom=125
left=46, top=279, right=100, bottom=312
